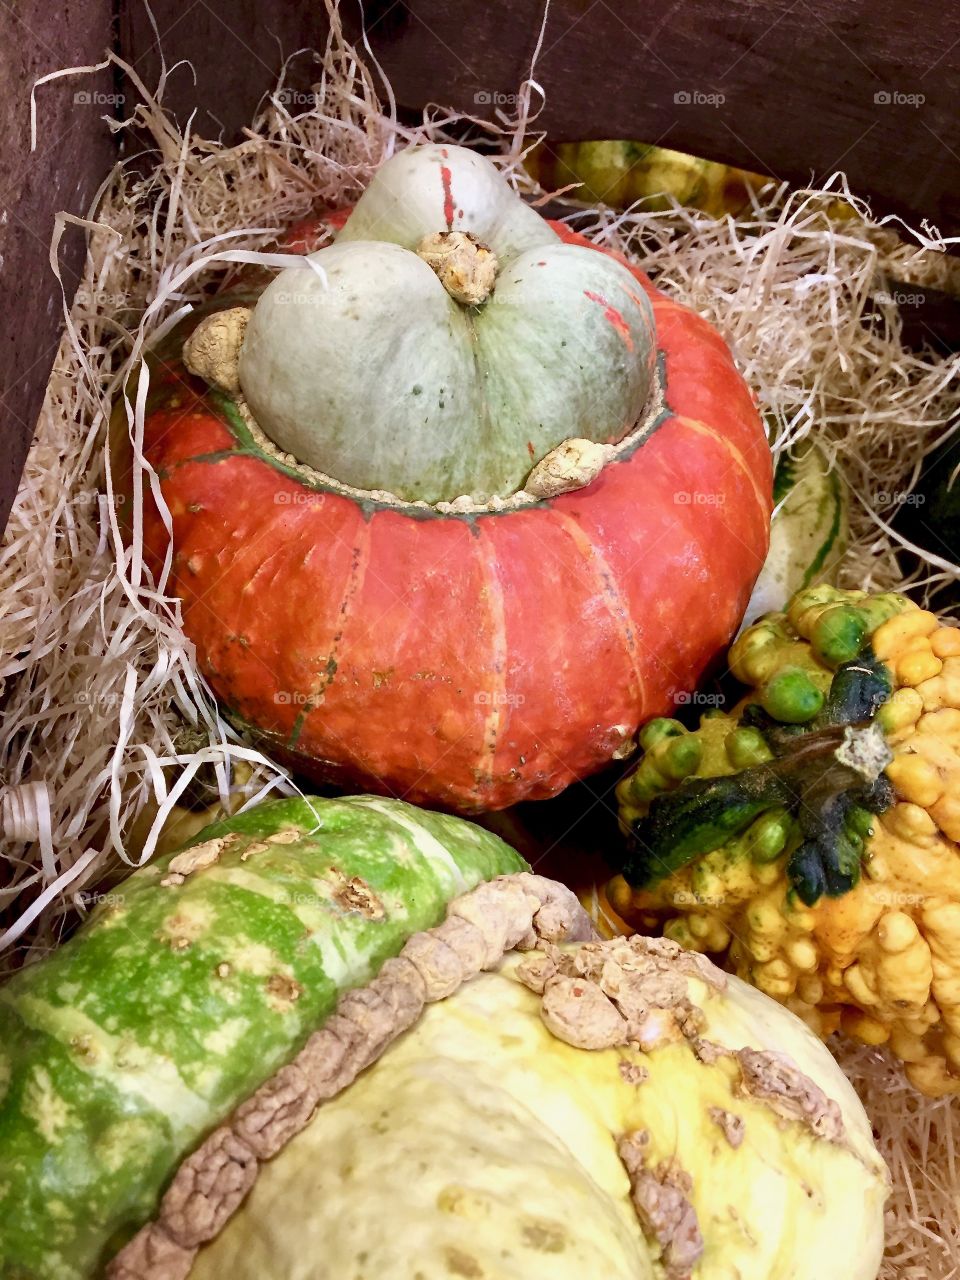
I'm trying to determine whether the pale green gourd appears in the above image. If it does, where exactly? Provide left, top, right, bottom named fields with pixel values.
left=238, top=145, right=656, bottom=504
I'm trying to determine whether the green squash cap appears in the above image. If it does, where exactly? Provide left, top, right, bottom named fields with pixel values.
left=236, top=144, right=657, bottom=504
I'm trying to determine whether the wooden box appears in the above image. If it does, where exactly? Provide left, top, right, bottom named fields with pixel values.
left=1, top=0, right=957, bottom=531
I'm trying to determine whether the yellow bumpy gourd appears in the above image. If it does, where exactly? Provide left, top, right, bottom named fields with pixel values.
left=610, top=589, right=960, bottom=1097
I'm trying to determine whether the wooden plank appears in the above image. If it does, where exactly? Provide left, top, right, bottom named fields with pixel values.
left=116, top=2, right=332, bottom=140
left=114, top=0, right=958, bottom=234
left=360, top=0, right=959, bottom=237
left=5, top=0, right=956, bottom=528
left=0, top=0, right=118, bottom=532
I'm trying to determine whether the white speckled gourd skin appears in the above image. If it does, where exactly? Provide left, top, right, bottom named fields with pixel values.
left=238, top=144, right=656, bottom=503
left=192, top=955, right=887, bottom=1280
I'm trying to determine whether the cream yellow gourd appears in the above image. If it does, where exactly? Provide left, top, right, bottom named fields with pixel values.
left=190, top=938, right=886, bottom=1280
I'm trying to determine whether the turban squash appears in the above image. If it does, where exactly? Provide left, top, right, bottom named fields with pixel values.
left=125, top=144, right=771, bottom=811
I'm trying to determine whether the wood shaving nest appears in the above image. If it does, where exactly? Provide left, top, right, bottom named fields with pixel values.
left=0, top=2, right=958, bottom=1272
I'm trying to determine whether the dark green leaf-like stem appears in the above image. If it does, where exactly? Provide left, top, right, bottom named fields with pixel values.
left=621, top=648, right=895, bottom=902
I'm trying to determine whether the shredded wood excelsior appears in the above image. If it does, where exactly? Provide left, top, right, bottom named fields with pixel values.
left=0, top=3, right=958, bottom=1273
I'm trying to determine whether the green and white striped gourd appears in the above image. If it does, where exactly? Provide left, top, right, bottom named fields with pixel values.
left=0, top=795, right=524, bottom=1279
left=742, top=441, right=847, bottom=628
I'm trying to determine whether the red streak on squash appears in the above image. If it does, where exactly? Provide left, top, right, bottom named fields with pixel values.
left=125, top=218, right=771, bottom=812
left=440, top=164, right=455, bottom=230
left=583, top=290, right=634, bottom=350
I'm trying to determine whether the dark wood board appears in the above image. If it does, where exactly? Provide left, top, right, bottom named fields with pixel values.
left=357, top=0, right=959, bottom=236
left=116, top=0, right=959, bottom=241
left=116, top=1, right=330, bottom=142
left=0, top=0, right=118, bottom=534
left=2, top=0, right=958, bottom=530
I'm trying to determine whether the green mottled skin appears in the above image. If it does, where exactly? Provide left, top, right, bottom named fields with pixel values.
left=0, top=796, right=525, bottom=1279
left=743, top=441, right=847, bottom=629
